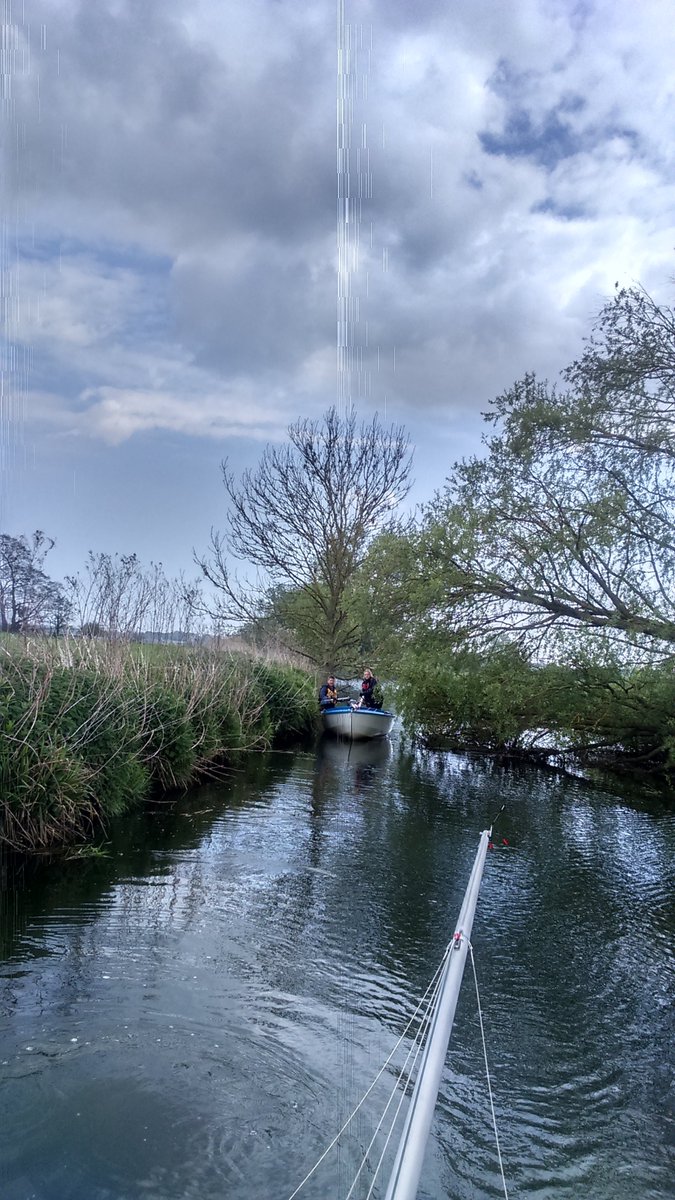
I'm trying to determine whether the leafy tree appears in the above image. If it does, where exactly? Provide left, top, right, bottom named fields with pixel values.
left=0, top=531, right=67, bottom=633
left=417, top=286, right=675, bottom=655
left=353, top=285, right=675, bottom=780
left=198, top=407, right=412, bottom=674
left=351, top=521, right=435, bottom=670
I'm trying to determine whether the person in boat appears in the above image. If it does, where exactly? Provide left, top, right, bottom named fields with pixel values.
left=357, top=667, right=382, bottom=709
left=319, top=675, right=339, bottom=711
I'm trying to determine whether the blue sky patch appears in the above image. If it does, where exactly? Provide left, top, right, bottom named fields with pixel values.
left=532, top=198, right=588, bottom=221
left=479, top=106, right=582, bottom=170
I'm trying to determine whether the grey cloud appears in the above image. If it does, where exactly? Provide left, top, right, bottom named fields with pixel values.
left=13, top=0, right=336, bottom=251
left=169, top=241, right=335, bottom=375
left=11, top=0, right=675, bottom=423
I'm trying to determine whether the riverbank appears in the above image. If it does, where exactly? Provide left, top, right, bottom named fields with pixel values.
left=0, top=637, right=318, bottom=852
left=392, top=648, right=675, bottom=793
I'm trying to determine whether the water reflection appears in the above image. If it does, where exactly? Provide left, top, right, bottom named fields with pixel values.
left=0, top=746, right=673, bottom=1200
left=0, top=753, right=296, bottom=965
left=316, top=734, right=392, bottom=809
left=317, top=734, right=393, bottom=769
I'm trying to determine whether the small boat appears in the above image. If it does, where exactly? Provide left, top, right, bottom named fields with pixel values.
left=322, top=705, right=395, bottom=740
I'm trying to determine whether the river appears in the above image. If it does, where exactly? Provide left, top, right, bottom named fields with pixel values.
left=1, top=739, right=673, bottom=1199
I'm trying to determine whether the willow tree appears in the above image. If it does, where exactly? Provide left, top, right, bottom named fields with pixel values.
left=198, top=408, right=412, bottom=673
left=419, top=285, right=675, bottom=657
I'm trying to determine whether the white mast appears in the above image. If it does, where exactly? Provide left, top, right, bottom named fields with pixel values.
left=384, top=828, right=492, bottom=1200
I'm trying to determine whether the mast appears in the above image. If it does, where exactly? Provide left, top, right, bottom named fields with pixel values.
left=384, top=828, right=492, bottom=1200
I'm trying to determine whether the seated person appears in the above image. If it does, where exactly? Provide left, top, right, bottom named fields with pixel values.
left=319, top=675, right=338, bottom=710
left=357, top=668, right=382, bottom=709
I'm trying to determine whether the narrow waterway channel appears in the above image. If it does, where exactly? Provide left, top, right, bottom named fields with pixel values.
left=1, top=740, right=673, bottom=1199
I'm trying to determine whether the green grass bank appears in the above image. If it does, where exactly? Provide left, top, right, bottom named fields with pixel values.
left=0, top=638, right=319, bottom=853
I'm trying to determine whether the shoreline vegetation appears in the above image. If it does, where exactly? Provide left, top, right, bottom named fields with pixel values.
left=2, top=630, right=673, bottom=859
left=0, top=635, right=318, bottom=854
left=391, top=646, right=675, bottom=792
left=4, top=285, right=675, bottom=847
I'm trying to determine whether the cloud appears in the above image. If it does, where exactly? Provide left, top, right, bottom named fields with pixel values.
left=169, top=237, right=335, bottom=375
left=6, top=0, right=675, bottom=581
left=77, top=385, right=289, bottom=444
left=11, top=0, right=336, bottom=253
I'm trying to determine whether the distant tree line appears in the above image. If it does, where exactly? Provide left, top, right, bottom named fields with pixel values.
left=0, top=533, right=204, bottom=641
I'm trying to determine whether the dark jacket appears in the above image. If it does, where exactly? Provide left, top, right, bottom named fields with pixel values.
left=319, top=683, right=338, bottom=710
left=359, top=675, right=379, bottom=708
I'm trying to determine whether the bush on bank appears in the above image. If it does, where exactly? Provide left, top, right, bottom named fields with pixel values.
left=0, top=639, right=319, bottom=852
left=394, top=642, right=675, bottom=779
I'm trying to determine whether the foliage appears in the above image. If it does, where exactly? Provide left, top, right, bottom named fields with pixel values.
left=393, top=638, right=675, bottom=772
left=0, top=638, right=319, bottom=852
left=36, top=665, right=150, bottom=816
left=394, top=642, right=547, bottom=751
left=242, top=581, right=369, bottom=676
left=252, top=661, right=319, bottom=741
left=351, top=521, right=436, bottom=673
left=0, top=531, right=69, bottom=633
left=414, top=286, right=675, bottom=655
left=140, top=682, right=196, bottom=790
left=198, top=407, right=412, bottom=674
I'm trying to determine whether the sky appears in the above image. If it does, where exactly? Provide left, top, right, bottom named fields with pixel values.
left=3, top=0, right=674, bottom=585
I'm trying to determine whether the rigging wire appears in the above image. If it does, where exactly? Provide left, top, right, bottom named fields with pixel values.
left=286, top=828, right=507, bottom=1200
left=345, top=961, right=445, bottom=1199
left=468, top=940, right=510, bottom=1200
left=283, top=945, right=450, bottom=1199
left=362, top=961, right=446, bottom=1199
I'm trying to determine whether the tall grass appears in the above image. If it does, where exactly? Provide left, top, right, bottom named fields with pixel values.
left=0, top=637, right=318, bottom=852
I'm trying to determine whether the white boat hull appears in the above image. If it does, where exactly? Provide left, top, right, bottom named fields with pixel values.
left=322, top=706, right=394, bottom=740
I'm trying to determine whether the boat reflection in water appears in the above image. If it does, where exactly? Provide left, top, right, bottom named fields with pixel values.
left=318, top=733, right=393, bottom=769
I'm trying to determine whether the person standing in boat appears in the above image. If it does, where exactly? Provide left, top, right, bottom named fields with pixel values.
left=358, top=667, right=381, bottom=709
left=319, top=675, right=339, bottom=711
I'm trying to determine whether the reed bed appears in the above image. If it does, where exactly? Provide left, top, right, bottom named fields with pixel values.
left=0, top=637, right=318, bottom=852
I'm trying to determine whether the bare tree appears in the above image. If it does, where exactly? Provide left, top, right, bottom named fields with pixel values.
left=197, top=408, right=413, bottom=673
left=65, top=552, right=205, bottom=643
left=65, top=552, right=149, bottom=638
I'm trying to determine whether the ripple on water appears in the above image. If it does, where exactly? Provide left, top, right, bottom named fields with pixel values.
left=1, top=750, right=673, bottom=1200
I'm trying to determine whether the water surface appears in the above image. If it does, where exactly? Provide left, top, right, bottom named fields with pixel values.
left=1, top=741, right=673, bottom=1199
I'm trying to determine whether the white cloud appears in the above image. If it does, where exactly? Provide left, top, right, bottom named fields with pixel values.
left=77, top=385, right=289, bottom=444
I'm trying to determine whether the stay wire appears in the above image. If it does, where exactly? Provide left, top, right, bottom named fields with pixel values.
left=345, top=961, right=446, bottom=1200
left=362, top=963, right=445, bottom=1200
left=283, top=945, right=451, bottom=1200
left=468, top=940, right=509, bottom=1200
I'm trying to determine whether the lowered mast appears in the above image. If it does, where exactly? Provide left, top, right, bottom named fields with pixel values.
left=384, top=827, right=492, bottom=1200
